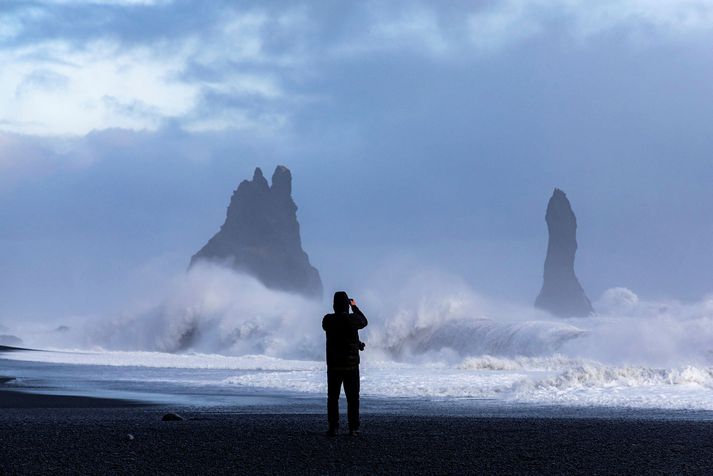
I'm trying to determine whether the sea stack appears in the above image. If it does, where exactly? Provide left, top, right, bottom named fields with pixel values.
left=190, top=166, right=323, bottom=299
left=535, top=188, right=593, bottom=317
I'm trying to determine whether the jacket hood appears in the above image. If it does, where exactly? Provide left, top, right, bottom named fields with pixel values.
left=333, top=291, right=350, bottom=313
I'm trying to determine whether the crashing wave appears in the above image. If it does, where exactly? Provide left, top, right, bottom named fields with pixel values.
left=526, top=364, right=713, bottom=390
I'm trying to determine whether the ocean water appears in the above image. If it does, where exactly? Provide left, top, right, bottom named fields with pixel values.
left=2, top=348, right=713, bottom=412
left=3, top=265, right=713, bottom=413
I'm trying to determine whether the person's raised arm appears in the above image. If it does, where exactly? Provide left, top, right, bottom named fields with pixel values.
left=322, top=314, right=331, bottom=331
left=348, top=299, right=368, bottom=329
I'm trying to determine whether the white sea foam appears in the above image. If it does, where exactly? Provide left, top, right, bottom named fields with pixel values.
left=6, top=347, right=713, bottom=409
left=2, top=349, right=320, bottom=371
left=458, top=354, right=578, bottom=371
left=7, top=264, right=713, bottom=410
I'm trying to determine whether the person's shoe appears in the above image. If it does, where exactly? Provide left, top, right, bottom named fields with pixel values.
left=349, top=430, right=360, bottom=437
left=326, top=428, right=338, bottom=437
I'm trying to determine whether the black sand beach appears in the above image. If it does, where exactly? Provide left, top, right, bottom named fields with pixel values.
left=1, top=391, right=713, bottom=475
left=0, top=389, right=147, bottom=409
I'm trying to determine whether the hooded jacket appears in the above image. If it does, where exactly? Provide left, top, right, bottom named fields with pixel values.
left=322, top=294, right=368, bottom=369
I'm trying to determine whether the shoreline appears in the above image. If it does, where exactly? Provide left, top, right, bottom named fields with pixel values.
left=3, top=375, right=713, bottom=421
left=0, top=388, right=149, bottom=409
left=5, top=347, right=713, bottom=420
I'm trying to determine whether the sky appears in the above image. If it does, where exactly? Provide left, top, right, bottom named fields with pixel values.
left=2, top=0, right=713, bottom=321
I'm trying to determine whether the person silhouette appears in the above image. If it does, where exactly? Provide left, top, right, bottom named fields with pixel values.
left=322, top=291, right=368, bottom=436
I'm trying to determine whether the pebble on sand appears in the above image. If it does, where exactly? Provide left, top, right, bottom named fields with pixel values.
left=161, top=413, right=185, bottom=422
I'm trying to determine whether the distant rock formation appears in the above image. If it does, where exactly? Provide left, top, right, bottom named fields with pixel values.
left=535, top=188, right=594, bottom=317
left=190, top=166, right=323, bottom=298
left=0, top=335, right=23, bottom=346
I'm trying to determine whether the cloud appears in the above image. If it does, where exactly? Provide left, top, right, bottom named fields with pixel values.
left=0, top=4, right=306, bottom=135
left=466, top=0, right=713, bottom=50
left=0, top=39, right=199, bottom=134
left=324, top=4, right=452, bottom=59
left=2, top=0, right=713, bottom=136
left=36, top=0, right=173, bottom=5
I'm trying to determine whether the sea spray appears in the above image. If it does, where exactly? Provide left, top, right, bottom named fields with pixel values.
left=14, top=264, right=713, bottom=369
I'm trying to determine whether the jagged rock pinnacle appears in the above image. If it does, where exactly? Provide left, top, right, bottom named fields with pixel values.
left=271, top=165, right=292, bottom=197
left=535, top=188, right=594, bottom=317
left=190, top=165, right=323, bottom=298
left=251, top=167, right=269, bottom=189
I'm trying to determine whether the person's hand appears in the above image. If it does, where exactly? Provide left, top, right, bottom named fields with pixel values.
left=349, top=299, right=356, bottom=307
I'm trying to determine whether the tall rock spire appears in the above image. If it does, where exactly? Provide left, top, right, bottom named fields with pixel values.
left=535, top=188, right=593, bottom=317
left=190, top=165, right=323, bottom=299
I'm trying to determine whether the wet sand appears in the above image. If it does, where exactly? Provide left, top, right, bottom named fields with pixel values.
left=1, top=398, right=713, bottom=475
left=0, top=389, right=147, bottom=409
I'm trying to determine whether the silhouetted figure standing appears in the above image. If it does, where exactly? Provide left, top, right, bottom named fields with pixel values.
left=322, top=291, right=368, bottom=436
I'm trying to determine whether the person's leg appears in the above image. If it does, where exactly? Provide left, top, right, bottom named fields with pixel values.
left=343, top=367, right=360, bottom=432
left=327, top=369, right=343, bottom=432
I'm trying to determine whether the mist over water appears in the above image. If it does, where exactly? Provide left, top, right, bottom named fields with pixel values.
left=4, top=261, right=713, bottom=409
left=10, top=261, right=713, bottom=367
